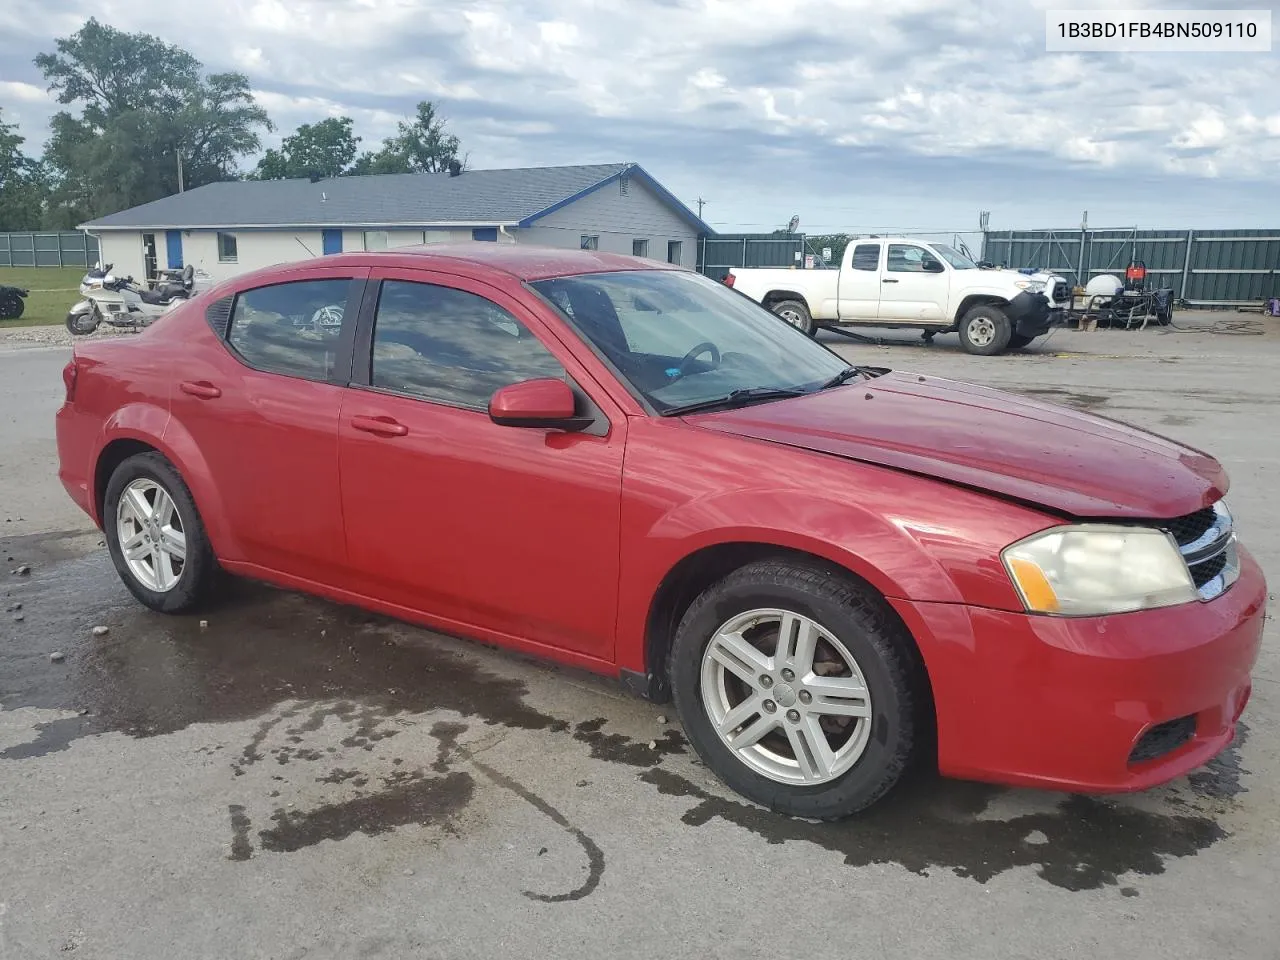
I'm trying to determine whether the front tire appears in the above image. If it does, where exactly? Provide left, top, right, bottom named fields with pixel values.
left=958, top=305, right=1012, bottom=355
left=104, top=452, right=217, bottom=613
left=66, top=307, right=100, bottom=336
left=0, top=294, right=24, bottom=320
left=668, top=560, right=920, bottom=819
left=770, top=299, right=816, bottom=337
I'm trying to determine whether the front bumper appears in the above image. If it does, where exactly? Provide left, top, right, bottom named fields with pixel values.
left=890, top=547, right=1267, bottom=793
left=1005, top=291, right=1057, bottom=338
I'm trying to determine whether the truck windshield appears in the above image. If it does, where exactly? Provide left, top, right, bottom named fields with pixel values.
left=531, top=270, right=848, bottom=414
left=929, top=244, right=978, bottom=270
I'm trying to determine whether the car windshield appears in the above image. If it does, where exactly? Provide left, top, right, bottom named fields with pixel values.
left=531, top=270, right=849, bottom=414
left=929, top=243, right=978, bottom=270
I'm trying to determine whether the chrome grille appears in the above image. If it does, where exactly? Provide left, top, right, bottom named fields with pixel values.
left=1160, top=501, right=1238, bottom=601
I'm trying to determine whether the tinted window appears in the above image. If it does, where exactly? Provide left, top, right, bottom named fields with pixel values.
left=887, top=244, right=942, bottom=273
left=227, top=279, right=351, bottom=381
left=850, top=244, right=880, bottom=271
left=667, top=241, right=683, bottom=264
left=370, top=281, right=565, bottom=410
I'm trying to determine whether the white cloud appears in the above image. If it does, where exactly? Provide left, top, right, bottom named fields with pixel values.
left=1, top=0, right=1278, bottom=228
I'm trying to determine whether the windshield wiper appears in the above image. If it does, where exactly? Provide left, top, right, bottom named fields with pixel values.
left=820, top=366, right=864, bottom=389
left=663, top=386, right=808, bottom=417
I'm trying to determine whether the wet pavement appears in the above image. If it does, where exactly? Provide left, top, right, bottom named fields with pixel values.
left=2, top=316, right=1279, bottom=959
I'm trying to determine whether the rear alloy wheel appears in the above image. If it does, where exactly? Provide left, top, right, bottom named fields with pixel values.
left=104, top=452, right=217, bottom=613
left=669, top=560, right=920, bottom=818
left=771, top=299, right=816, bottom=337
left=958, top=305, right=1012, bottom=355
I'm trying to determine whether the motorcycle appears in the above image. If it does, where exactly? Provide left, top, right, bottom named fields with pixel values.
left=0, top=284, right=28, bottom=321
left=66, top=263, right=212, bottom=335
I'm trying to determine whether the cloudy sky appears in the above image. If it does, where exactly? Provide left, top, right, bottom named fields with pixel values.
left=2, top=0, right=1278, bottom=234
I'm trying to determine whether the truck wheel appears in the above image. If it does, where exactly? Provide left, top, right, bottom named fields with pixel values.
left=771, top=300, right=816, bottom=337
left=1007, top=334, right=1035, bottom=349
left=959, top=305, right=1012, bottom=355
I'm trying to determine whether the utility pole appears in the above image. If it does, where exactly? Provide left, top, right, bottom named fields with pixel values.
left=697, top=198, right=707, bottom=219
left=177, top=151, right=185, bottom=193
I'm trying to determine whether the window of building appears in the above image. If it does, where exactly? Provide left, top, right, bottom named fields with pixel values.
left=850, top=244, right=881, bottom=271
left=226, top=279, right=352, bottom=381
left=632, top=239, right=649, bottom=258
left=667, top=240, right=683, bottom=264
left=580, top=235, right=600, bottom=250
left=363, top=231, right=389, bottom=251
left=370, top=281, right=566, bottom=411
left=887, top=244, right=942, bottom=273
left=217, top=232, right=238, bottom=262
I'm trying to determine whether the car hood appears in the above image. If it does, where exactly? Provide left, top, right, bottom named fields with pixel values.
left=685, top=372, right=1226, bottom=519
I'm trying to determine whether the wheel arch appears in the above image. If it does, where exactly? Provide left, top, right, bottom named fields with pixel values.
left=640, top=540, right=937, bottom=738
left=955, top=293, right=1010, bottom=323
left=93, top=409, right=238, bottom=559
left=761, top=290, right=811, bottom=311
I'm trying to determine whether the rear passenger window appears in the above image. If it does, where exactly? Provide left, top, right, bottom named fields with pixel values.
left=370, top=280, right=565, bottom=410
left=227, top=279, right=351, bottom=381
left=850, top=244, right=880, bottom=271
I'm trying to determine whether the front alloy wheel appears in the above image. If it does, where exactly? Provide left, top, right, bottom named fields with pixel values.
left=669, top=560, right=921, bottom=819
left=701, top=608, right=872, bottom=784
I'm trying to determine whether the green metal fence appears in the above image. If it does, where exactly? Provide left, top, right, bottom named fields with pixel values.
left=0, top=232, right=100, bottom=268
left=982, top=228, right=1280, bottom=306
left=697, top=233, right=807, bottom=281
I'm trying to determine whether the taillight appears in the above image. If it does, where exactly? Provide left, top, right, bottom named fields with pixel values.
left=62, top=359, right=78, bottom=402
left=723, top=273, right=736, bottom=287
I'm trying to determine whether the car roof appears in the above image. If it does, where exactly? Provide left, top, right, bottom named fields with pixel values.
left=253, top=243, right=681, bottom=284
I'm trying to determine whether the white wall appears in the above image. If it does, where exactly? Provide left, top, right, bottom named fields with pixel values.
left=179, top=230, right=326, bottom=283
left=95, top=232, right=148, bottom=282
left=517, top=176, right=699, bottom=267
left=341, top=228, right=478, bottom=252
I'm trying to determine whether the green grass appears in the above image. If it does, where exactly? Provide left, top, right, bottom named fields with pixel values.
left=0, top=265, right=87, bottom=328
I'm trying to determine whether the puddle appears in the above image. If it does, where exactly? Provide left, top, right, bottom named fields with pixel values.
left=0, top=539, right=1255, bottom=894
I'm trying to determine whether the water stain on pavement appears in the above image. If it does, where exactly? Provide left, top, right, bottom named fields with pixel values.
left=0, top=542, right=1255, bottom=894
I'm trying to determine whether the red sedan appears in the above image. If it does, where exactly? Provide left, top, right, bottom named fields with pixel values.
left=55, top=245, right=1266, bottom=818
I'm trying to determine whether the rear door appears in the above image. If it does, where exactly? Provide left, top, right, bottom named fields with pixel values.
left=335, top=268, right=626, bottom=663
left=836, top=242, right=883, bottom=320
left=170, top=268, right=366, bottom=580
left=877, top=244, right=949, bottom=322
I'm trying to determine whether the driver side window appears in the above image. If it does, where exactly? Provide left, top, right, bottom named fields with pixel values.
left=370, top=280, right=565, bottom=410
left=887, top=244, right=941, bottom=273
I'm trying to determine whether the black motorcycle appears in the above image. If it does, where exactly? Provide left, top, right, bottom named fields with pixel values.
left=0, top=284, right=29, bottom=321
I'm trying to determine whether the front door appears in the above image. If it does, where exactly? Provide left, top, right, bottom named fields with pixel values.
left=169, top=270, right=365, bottom=580
left=836, top=242, right=883, bottom=320
left=336, top=270, right=625, bottom=663
left=142, top=234, right=158, bottom=280
left=877, top=243, right=949, bottom=322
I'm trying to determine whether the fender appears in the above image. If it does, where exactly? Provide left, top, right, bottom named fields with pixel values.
left=94, top=402, right=241, bottom=560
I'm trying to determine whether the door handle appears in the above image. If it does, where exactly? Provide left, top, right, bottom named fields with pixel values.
left=351, top=414, right=408, bottom=438
left=180, top=380, right=221, bottom=399
left=881, top=278, right=899, bottom=284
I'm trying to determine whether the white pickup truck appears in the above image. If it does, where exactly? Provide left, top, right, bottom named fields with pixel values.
left=725, top=237, right=1070, bottom=355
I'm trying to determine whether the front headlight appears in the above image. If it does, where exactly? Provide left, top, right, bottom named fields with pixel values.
left=1002, top=525, right=1197, bottom=616
left=1013, top=279, right=1047, bottom=293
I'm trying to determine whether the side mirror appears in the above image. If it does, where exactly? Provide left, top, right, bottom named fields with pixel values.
left=489, top=378, right=591, bottom=431
left=922, top=259, right=945, bottom=273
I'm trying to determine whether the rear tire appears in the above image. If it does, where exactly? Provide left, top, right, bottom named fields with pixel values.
left=0, top=294, right=24, bottom=320
left=771, top=299, right=816, bottom=337
left=104, top=452, right=217, bottom=613
left=1007, top=334, right=1035, bottom=349
left=668, top=559, right=920, bottom=819
left=958, top=305, right=1012, bottom=355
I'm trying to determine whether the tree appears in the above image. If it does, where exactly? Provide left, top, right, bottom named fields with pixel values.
left=252, top=117, right=361, bottom=181
left=806, top=234, right=852, bottom=266
left=35, top=18, right=271, bottom=224
left=350, top=101, right=464, bottom=176
left=0, top=110, right=47, bottom=230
